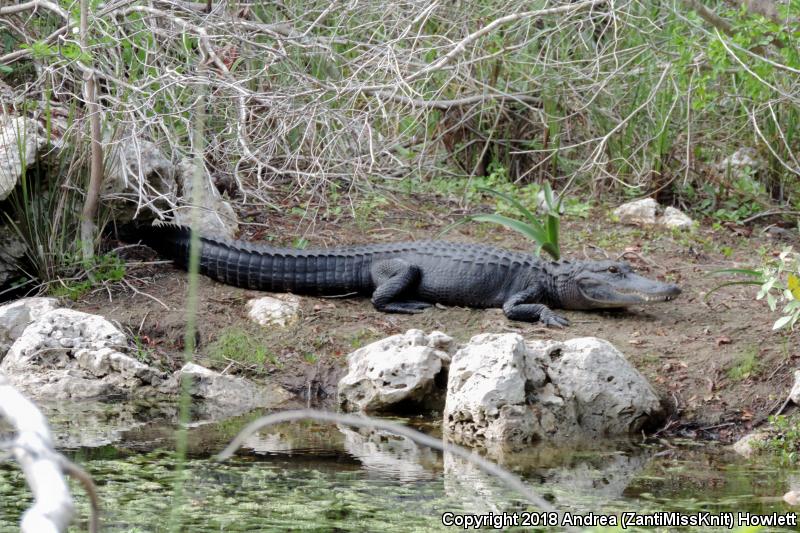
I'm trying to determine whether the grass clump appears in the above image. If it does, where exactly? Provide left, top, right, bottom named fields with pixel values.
left=726, top=347, right=760, bottom=381
left=207, top=327, right=274, bottom=370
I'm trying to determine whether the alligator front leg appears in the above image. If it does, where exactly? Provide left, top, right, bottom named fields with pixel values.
left=370, top=259, right=433, bottom=314
left=502, top=287, right=570, bottom=327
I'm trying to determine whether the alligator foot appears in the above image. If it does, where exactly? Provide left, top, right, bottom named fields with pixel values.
left=503, top=296, right=570, bottom=327
left=540, top=310, right=570, bottom=328
left=377, top=300, right=433, bottom=314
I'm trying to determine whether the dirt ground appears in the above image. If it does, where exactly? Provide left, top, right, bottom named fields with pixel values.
left=77, top=191, right=799, bottom=442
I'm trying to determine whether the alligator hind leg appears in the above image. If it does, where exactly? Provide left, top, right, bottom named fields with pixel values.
left=370, top=259, right=433, bottom=314
left=503, top=287, right=570, bottom=327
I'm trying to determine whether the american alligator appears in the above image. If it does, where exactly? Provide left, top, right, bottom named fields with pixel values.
left=125, top=223, right=680, bottom=327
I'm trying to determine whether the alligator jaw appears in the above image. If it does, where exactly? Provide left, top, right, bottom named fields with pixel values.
left=576, top=275, right=681, bottom=309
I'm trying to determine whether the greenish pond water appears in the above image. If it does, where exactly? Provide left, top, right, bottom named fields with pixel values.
left=0, top=404, right=796, bottom=532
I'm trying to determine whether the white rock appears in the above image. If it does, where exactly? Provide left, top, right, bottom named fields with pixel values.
left=732, top=432, right=767, bottom=458
left=661, top=206, right=694, bottom=229
left=615, top=199, right=693, bottom=230
left=0, top=309, right=167, bottom=399
left=173, top=157, right=239, bottom=239
left=0, top=297, right=59, bottom=359
left=0, top=117, right=45, bottom=201
left=338, top=329, right=455, bottom=412
left=719, top=147, right=764, bottom=175
left=177, top=362, right=291, bottom=411
left=790, top=369, right=800, bottom=406
left=103, top=136, right=177, bottom=221
left=542, top=337, right=663, bottom=437
left=784, top=491, right=800, bottom=506
left=246, top=295, right=300, bottom=327
left=614, top=198, right=658, bottom=226
left=444, top=335, right=663, bottom=444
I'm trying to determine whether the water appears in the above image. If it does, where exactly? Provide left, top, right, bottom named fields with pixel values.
left=0, top=403, right=796, bottom=532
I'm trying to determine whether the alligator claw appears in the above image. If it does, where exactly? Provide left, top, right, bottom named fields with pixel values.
left=542, top=313, right=570, bottom=328
left=378, top=301, right=433, bottom=314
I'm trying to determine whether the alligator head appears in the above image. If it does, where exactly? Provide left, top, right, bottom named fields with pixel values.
left=556, top=260, right=681, bottom=310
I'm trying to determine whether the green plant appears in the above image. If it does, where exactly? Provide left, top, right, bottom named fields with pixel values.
left=208, top=327, right=272, bottom=370
left=443, top=182, right=562, bottom=260
left=711, top=247, right=800, bottom=330
left=760, top=415, right=800, bottom=464
left=47, top=253, right=126, bottom=300
left=726, top=347, right=760, bottom=381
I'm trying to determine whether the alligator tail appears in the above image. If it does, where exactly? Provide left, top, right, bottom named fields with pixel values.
left=118, top=221, right=370, bottom=295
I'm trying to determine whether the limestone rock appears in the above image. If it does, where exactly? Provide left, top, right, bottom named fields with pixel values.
left=732, top=431, right=768, bottom=458
left=444, top=333, right=543, bottom=445
left=0, top=117, right=45, bottom=201
left=790, top=369, right=800, bottom=406
left=614, top=198, right=693, bottom=230
left=444, top=334, right=663, bottom=445
left=0, top=308, right=168, bottom=399
left=784, top=491, right=800, bottom=506
left=661, top=206, right=694, bottom=229
left=103, top=137, right=177, bottom=221
left=718, top=147, right=765, bottom=177
left=246, top=295, right=300, bottom=327
left=338, top=329, right=454, bottom=412
left=0, top=297, right=59, bottom=359
left=541, top=337, right=663, bottom=437
left=614, top=198, right=658, bottom=226
left=177, top=362, right=291, bottom=413
left=173, top=157, right=238, bottom=239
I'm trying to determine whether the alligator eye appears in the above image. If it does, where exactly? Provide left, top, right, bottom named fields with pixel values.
left=607, top=266, right=619, bottom=274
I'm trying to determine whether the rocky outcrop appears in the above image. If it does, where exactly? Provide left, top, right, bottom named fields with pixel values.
left=246, top=295, right=300, bottom=327
left=0, top=300, right=291, bottom=414
left=614, top=198, right=693, bottom=230
left=338, top=329, right=455, bottom=412
left=103, top=142, right=238, bottom=237
left=0, top=297, right=59, bottom=358
left=175, top=362, right=291, bottom=415
left=0, top=116, right=45, bottom=201
left=0, top=308, right=169, bottom=400
left=172, top=157, right=238, bottom=239
left=444, top=335, right=663, bottom=445
left=103, top=137, right=177, bottom=222
left=732, top=431, right=769, bottom=458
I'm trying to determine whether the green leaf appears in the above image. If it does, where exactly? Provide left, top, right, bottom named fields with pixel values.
left=476, top=187, right=539, bottom=226
left=773, top=315, right=793, bottom=330
left=704, top=280, right=763, bottom=301
left=709, top=268, right=763, bottom=278
left=468, top=214, right=548, bottom=244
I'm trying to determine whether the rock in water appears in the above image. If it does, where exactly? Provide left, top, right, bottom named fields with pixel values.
left=338, top=329, right=455, bottom=412
left=444, top=334, right=663, bottom=445
left=0, top=308, right=167, bottom=400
